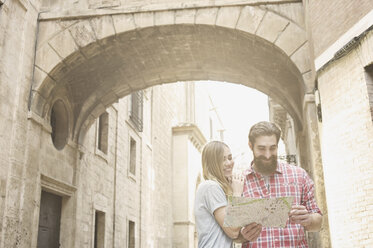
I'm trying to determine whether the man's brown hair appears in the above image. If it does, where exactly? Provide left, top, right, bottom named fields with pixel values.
left=249, top=121, right=281, bottom=145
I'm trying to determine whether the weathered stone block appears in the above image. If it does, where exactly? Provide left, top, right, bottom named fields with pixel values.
left=30, top=91, right=47, bottom=117
left=175, top=9, right=196, bottom=24
left=112, top=14, right=136, bottom=34
left=275, top=22, right=306, bottom=56
left=68, top=20, right=97, bottom=48
left=291, top=42, right=311, bottom=74
left=195, top=7, right=218, bottom=25
left=302, top=71, right=315, bottom=94
left=90, top=15, right=116, bottom=41
left=265, top=3, right=305, bottom=28
left=216, top=6, right=241, bottom=29
left=32, top=66, right=51, bottom=95
left=133, top=12, right=154, bottom=29
left=58, top=20, right=79, bottom=30
left=154, top=10, right=175, bottom=26
left=236, top=6, right=265, bottom=34
left=35, top=44, right=62, bottom=75
left=48, top=29, right=79, bottom=60
left=37, top=21, right=64, bottom=50
left=256, top=10, right=289, bottom=42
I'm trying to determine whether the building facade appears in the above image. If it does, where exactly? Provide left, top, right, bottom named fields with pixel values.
left=1, top=0, right=373, bottom=247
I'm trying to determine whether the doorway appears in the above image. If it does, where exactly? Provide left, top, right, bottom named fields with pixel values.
left=37, top=191, right=62, bottom=248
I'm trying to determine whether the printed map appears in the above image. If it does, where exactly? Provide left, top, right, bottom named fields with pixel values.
left=223, top=196, right=294, bottom=228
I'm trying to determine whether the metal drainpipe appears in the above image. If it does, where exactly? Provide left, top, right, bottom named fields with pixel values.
left=113, top=105, right=119, bottom=247
left=28, top=8, right=41, bottom=111
left=139, top=123, right=143, bottom=248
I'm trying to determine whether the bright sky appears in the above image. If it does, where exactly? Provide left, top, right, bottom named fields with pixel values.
left=196, top=81, right=286, bottom=169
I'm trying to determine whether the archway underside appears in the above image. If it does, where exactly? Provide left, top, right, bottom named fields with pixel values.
left=38, top=24, right=305, bottom=143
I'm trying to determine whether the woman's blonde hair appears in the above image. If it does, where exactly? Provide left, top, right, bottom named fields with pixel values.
left=201, top=141, right=232, bottom=195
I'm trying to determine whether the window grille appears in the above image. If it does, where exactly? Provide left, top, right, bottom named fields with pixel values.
left=278, top=154, right=297, bottom=165
left=129, top=91, right=143, bottom=132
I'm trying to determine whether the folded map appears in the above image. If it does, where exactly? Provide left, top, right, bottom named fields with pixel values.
left=223, top=196, right=294, bottom=228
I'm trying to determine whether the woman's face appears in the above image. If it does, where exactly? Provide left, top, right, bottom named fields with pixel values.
left=222, top=146, right=234, bottom=179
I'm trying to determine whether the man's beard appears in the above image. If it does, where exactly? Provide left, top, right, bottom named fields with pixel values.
left=253, top=155, right=277, bottom=175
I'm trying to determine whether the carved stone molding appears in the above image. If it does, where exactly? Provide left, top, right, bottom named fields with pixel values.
left=40, top=174, right=77, bottom=197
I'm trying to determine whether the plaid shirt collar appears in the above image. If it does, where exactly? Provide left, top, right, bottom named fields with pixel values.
left=243, top=161, right=284, bottom=177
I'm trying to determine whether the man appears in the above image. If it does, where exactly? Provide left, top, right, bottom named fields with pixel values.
left=239, top=121, right=322, bottom=247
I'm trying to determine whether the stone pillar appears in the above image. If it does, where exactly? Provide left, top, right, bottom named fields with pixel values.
left=172, top=124, right=206, bottom=248
left=303, top=94, right=331, bottom=248
left=0, top=0, right=41, bottom=247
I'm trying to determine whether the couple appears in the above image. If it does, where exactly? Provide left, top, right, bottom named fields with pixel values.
left=195, top=121, right=322, bottom=248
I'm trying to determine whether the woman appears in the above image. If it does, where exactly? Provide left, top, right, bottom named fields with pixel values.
left=194, top=141, right=244, bottom=247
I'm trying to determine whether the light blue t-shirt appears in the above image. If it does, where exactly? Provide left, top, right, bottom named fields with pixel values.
left=195, top=180, right=232, bottom=248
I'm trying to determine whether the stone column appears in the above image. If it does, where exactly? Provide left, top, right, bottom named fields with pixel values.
left=303, top=94, right=331, bottom=248
left=172, top=124, right=206, bottom=248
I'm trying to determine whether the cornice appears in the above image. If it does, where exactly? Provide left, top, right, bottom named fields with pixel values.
left=172, top=123, right=207, bottom=152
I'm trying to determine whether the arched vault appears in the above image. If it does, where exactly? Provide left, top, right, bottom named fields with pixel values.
left=31, top=6, right=311, bottom=144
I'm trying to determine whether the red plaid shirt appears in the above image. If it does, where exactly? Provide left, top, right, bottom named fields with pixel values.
left=242, top=161, right=322, bottom=248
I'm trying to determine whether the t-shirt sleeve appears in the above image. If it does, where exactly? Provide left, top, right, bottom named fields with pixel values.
left=204, top=183, right=228, bottom=215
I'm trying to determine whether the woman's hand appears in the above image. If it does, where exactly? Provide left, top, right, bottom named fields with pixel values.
left=231, top=172, right=244, bottom=197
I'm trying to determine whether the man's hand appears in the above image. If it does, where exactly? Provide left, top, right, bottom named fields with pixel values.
left=289, top=205, right=322, bottom=231
left=240, top=223, right=262, bottom=241
left=289, top=205, right=312, bottom=226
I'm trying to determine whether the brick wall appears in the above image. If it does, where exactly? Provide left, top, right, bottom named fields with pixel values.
left=318, top=37, right=373, bottom=247
left=309, top=0, right=373, bottom=57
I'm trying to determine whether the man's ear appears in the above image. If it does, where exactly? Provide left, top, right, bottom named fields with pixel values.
left=249, top=142, right=253, bottom=151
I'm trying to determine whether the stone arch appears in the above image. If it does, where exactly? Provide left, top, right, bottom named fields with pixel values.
left=31, top=6, right=311, bottom=144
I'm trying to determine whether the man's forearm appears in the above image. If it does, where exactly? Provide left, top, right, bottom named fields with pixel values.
left=305, top=213, right=322, bottom=232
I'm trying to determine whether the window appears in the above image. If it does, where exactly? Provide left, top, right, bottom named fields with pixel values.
left=129, top=137, right=136, bottom=176
left=129, top=91, right=143, bottom=132
left=94, top=211, right=105, bottom=248
left=98, top=112, right=109, bottom=154
left=50, top=100, right=68, bottom=150
left=128, top=220, right=135, bottom=248
left=365, top=64, right=373, bottom=121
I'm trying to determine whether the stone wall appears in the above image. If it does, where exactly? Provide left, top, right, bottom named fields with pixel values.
left=44, top=82, right=193, bottom=248
left=0, top=0, right=42, bottom=247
